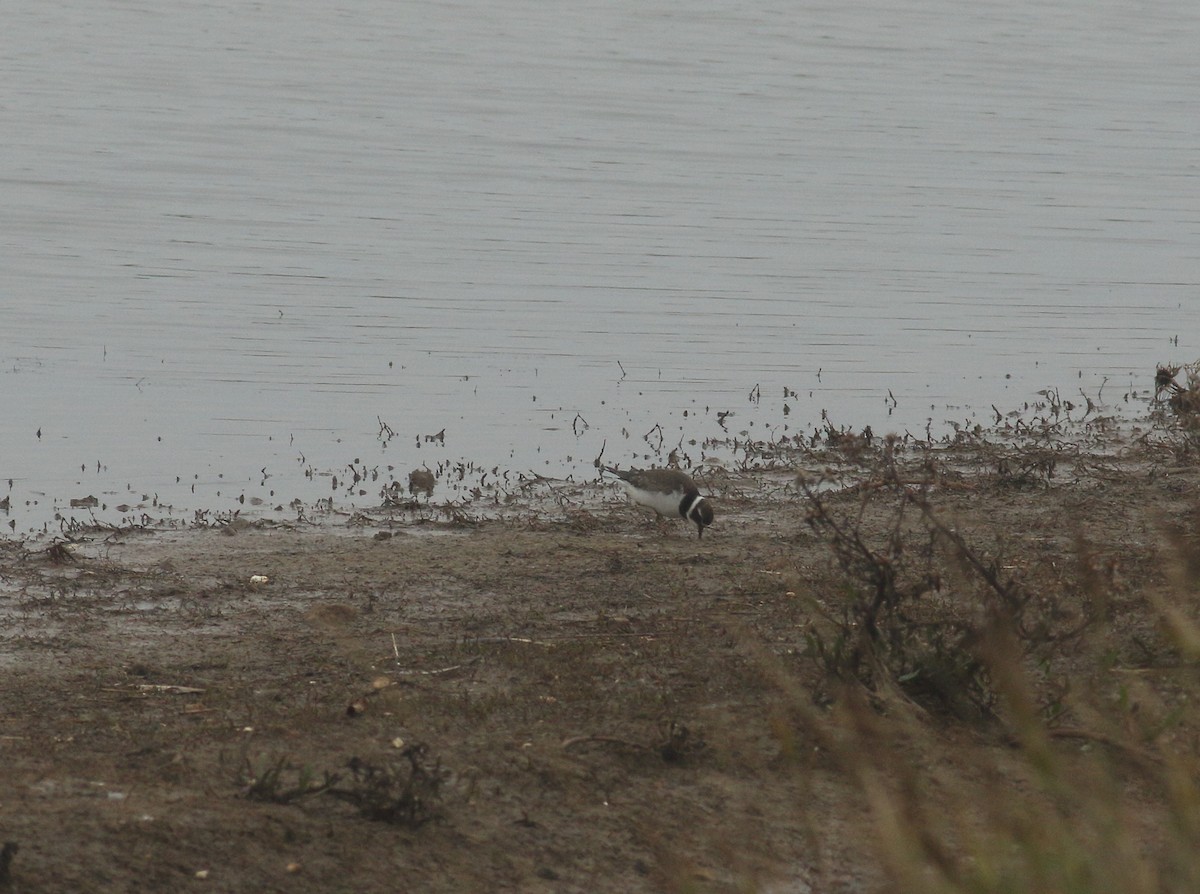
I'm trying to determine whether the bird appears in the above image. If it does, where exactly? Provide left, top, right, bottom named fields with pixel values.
left=603, top=466, right=714, bottom=538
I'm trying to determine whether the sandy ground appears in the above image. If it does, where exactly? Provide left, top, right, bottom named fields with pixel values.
left=2, top=412, right=1199, bottom=893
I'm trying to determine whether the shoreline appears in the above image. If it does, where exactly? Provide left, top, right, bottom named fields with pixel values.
left=2, top=404, right=1199, bottom=891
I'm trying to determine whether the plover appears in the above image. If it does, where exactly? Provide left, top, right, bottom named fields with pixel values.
left=603, top=466, right=714, bottom=538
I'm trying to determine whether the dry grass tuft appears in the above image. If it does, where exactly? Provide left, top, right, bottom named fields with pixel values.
left=784, top=417, right=1200, bottom=893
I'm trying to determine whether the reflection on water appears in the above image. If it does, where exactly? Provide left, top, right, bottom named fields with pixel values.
left=3, top=0, right=1198, bottom=533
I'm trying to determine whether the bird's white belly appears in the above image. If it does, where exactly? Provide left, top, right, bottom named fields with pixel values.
left=620, top=482, right=682, bottom=518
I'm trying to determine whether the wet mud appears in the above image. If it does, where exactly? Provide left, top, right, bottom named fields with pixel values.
left=2, top=408, right=1200, bottom=893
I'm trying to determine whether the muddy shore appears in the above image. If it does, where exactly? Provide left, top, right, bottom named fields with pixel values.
left=3, top=409, right=1200, bottom=893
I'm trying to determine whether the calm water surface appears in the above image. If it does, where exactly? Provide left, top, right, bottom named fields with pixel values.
left=3, top=0, right=1199, bottom=533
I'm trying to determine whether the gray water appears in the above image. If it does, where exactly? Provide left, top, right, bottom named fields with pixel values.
left=4, top=0, right=1199, bottom=534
